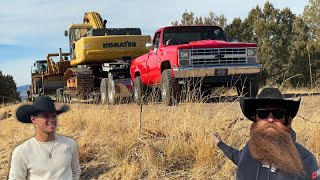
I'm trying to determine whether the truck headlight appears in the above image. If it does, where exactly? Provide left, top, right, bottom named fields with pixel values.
left=247, top=48, right=257, bottom=56
left=179, top=50, right=189, bottom=59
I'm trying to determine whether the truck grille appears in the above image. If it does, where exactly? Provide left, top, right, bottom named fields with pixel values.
left=190, top=48, right=247, bottom=65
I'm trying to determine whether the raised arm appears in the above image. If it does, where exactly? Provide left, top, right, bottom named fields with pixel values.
left=212, top=132, right=242, bottom=165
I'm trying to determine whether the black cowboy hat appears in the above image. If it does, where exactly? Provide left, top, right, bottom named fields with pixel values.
left=240, top=87, right=301, bottom=121
left=16, top=96, right=69, bottom=123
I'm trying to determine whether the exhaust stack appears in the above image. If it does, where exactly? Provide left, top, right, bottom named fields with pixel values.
left=59, top=48, right=63, bottom=62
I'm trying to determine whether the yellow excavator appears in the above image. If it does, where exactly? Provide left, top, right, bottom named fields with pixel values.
left=58, top=12, right=151, bottom=104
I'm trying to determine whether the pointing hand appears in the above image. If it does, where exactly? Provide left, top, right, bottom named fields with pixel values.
left=212, top=132, right=221, bottom=145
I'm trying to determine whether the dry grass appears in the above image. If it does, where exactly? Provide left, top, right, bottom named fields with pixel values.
left=0, top=89, right=319, bottom=179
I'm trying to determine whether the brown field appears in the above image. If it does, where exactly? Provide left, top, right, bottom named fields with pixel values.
left=0, top=90, right=319, bottom=179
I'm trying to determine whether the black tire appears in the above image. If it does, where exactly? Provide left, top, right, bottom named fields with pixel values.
left=160, top=69, right=180, bottom=106
left=133, top=76, right=145, bottom=104
left=100, top=78, right=108, bottom=104
left=107, top=77, right=116, bottom=105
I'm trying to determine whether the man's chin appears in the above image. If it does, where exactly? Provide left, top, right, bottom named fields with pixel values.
left=263, top=127, right=278, bottom=136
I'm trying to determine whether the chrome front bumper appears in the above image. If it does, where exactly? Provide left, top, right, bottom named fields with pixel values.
left=173, top=64, right=262, bottom=78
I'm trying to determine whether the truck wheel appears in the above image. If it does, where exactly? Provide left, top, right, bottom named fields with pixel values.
left=160, top=69, right=180, bottom=106
left=133, top=76, right=145, bottom=104
left=238, top=76, right=259, bottom=97
left=107, top=77, right=116, bottom=105
left=100, top=78, right=108, bottom=104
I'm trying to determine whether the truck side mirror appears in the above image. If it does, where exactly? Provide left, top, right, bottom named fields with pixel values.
left=146, top=42, right=153, bottom=50
left=64, top=30, right=68, bottom=37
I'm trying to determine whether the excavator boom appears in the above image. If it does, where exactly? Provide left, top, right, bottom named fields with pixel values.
left=83, top=11, right=105, bottom=29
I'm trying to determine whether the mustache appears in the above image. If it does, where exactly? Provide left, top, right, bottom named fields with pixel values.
left=251, top=122, right=290, bottom=135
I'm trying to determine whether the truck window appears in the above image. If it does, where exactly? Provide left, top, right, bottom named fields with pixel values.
left=163, top=26, right=227, bottom=45
left=153, top=32, right=161, bottom=48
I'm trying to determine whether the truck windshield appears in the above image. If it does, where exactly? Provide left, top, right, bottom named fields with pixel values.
left=163, top=26, right=227, bottom=46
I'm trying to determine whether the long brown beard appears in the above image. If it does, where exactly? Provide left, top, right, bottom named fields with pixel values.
left=248, top=123, right=304, bottom=176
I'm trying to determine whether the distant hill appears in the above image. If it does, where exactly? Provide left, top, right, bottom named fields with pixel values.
left=17, top=85, right=30, bottom=100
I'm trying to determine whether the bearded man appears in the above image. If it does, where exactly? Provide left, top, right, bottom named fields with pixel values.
left=212, top=87, right=320, bottom=180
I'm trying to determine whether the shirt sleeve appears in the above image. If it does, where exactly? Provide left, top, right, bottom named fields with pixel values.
left=8, top=147, right=28, bottom=180
left=302, top=154, right=320, bottom=180
left=217, top=141, right=242, bottom=165
left=71, top=140, right=81, bottom=180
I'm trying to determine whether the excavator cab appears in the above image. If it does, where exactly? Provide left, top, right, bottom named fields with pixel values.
left=66, top=24, right=92, bottom=59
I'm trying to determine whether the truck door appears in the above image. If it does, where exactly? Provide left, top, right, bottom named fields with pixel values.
left=146, top=32, right=162, bottom=85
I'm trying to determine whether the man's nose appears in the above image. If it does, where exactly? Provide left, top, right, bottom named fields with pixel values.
left=266, top=113, right=275, bottom=123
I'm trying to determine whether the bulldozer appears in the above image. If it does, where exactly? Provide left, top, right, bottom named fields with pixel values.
left=58, top=11, right=151, bottom=104
left=28, top=49, right=70, bottom=101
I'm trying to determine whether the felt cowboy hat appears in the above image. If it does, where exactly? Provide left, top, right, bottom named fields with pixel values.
left=16, top=96, right=69, bottom=123
left=240, top=87, right=301, bottom=121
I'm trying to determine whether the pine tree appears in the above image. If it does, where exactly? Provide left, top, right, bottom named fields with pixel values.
left=0, top=70, right=20, bottom=104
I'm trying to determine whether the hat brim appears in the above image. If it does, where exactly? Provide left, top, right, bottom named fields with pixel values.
left=240, top=97, right=301, bottom=121
left=16, top=104, right=69, bottom=123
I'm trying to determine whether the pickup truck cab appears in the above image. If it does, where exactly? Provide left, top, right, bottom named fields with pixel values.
left=130, top=25, right=262, bottom=105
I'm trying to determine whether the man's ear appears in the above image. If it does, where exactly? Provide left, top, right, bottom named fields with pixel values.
left=30, top=116, right=37, bottom=124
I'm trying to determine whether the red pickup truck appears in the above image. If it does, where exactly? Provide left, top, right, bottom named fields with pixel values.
left=130, top=25, right=262, bottom=105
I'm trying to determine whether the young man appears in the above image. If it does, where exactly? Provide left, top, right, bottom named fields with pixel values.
left=9, top=96, right=81, bottom=180
left=212, top=87, right=320, bottom=180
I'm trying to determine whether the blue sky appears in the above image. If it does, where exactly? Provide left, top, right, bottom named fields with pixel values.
left=0, top=0, right=309, bottom=86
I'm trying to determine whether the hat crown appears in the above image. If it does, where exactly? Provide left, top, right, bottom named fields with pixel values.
left=257, top=88, right=284, bottom=100
left=32, top=96, right=57, bottom=112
